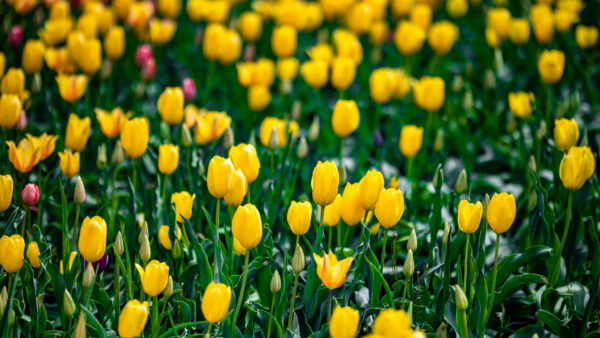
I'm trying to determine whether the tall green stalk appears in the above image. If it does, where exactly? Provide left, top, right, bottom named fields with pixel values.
left=231, top=251, right=250, bottom=330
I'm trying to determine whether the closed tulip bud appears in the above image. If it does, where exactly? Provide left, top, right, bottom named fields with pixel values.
left=59, top=150, right=80, bottom=178
left=338, top=164, right=347, bottom=186
left=374, top=188, right=405, bottom=229
left=63, top=290, right=76, bottom=317
left=428, top=21, right=459, bottom=56
left=74, top=310, right=86, bottom=338
left=529, top=155, right=537, bottom=173
left=554, top=118, right=579, bottom=152
left=118, top=300, right=150, bottom=338
left=272, top=25, right=297, bottom=58
left=112, top=140, right=124, bottom=164
left=180, top=126, right=193, bottom=148
left=537, top=121, right=547, bottom=141
left=311, top=161, right=339, bottom=206
left=433, top=163, right=444, bottom=189
left=538, top=50, right=565, bottom=85
left=158, top=87, right=184, bottom=125
left=559, top=146, right=595, bottom=191
left=528, top=191, right=538, bottom=211
left=403, top=249, right=414, bottom=277
left=446, top=0, right=468, bottom=18
left=0, top=175, right=13, bottom=213
left=77, top=38, right=102, bottom=75
left=224, top=169, right=248, bottom=207
left=158, top=144, right=179, bottom=175
left=136, top=260, right=170, bottom=297
left=394, top=21, right=426, bottom=56
left=121, top=118, right=149, bottom=159
left=139, top=234, right=151, bottom=264
left=8, top=25, right=23, bottom=47
left=74, top=176, right=85, bottom=204
left=487, top=193, right=516, bottom=234
left=331, top=57, right=356, bottom=91
left=65, top=114, right=91, bottom=152
left=201, top=282, right=232, bottom=324
left=457, top=200, right=483, bottom=234
left=79, top=216, right=107, bottom=263
left=329, top=306, right=360, bottom=338
left=181, top=78, right=196, bottom=102
left=22, top=40, right=45, bottom=74
left=172, top=240, right=182, bottom=259
left=340, top=183, right=366, bottom=226
left=232, top=204, right=263, bottom=249
left=483, top=69, right=496, bottom=89
left=25, top=241, right=40, bottom=269
left=291, top=243, right=306, bottom=274
left=22, top=183, right=39, bottom=206
left=301, top=59, right=329, bottom=89
left=287, top=201, right=312, bottom=236
left=0, top=287, right=6, bottom=315
left=207, top=156, right=235, bottom=198
left=399, top=125, right=424, bottom=158
left=358, top=170, right=384, bottom=210
left=455, top=285, right=468, bottom=310
left=296, top=137, right=309, bottom=159
left=509, top=92, right=534, bottom=119
left=509, top=18, right=530, bottom=45
left=135, top=45, right=153, bottom=67
left=332, top=100, right=360, bottom=138
left=408, top=229, right=418, bottom=252
left=240, top=12, right=262, bottom=43
left=308, top=116, right=320, bottom=141
left=0, top=95, right=22, bottom=129
left=164, top=275, right=174, bottom=298
left=158, top=225, right=181, bottom=251
left=228, top=143, right=260, bottom=183
left=270, top=270, right=281, bottom=293
left=140, top=58, right=157, bottom=82
left=83, top=263, right=95, bottom=289
left=455, top=169, right=467, bottom=194
left=115, top=231, right=124, bottom=255
left=442, top=222, right=451, bottom=244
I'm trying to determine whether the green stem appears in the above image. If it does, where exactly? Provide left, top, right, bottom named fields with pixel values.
left=327, top=290, right=332, bottom=323
left=461, top=310, right=468, bottom=338
left=286, top=272, right=299, bottom=331
left=401, top=278, right=408, bottom=310
left=132, top=159, right=137, bottom=191
left=336, top=222, right=341, bottom=248
left=267, top=293, right=276, bottom=338
left=69, top=204, right=80, bottom=257
left=214, top=199, right=220, bottom=279
left=484, top=233, right=500, bottom=330
left=463, top=233, right=469, bottom=290
left=232, top=251, right=250, bottom=330
left=205, top=323, right=212, bottom=338
left=152, top=296, right=159, bottom=338
left=339, top=137, right=344, bottom=168
left=114, top=257, right=121, bottom=330
left=551, top=190, right=574, bottom=285
left=2, top=272, right=18, bottom=337
left=380, top=229, right=388, bottom=271
left=328, top=226, right=332, bottom=251
left=21, top=207, right=29, bottom=237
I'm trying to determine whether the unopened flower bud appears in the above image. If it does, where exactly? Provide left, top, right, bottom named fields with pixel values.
left=483, top=69, right=496, bottom=89
left=172, top=239, right=182, bottom=259
left=451, top=75, right=463, bottom=93
left=528, top=155, right=537, bottom=173
left=198, top=160, right=205, bottom=176
left=0, top=287, right=7, bottom=318
left=224, top=126, right=234, bottom=150
left=74, top=176, right=86, bottom=204
left=135, top=44, right=153, bottom=67
left=160, top=121, right=171, bottom=140
left=22, top=183, right=39, bottom=206
left=268, top=127, right=279, bottom=150
left=97, top=144, right=107, bottom=169
left=114, top=231, right=124, bottom=255
left=455, top=169, right=467, bottom=194
left=338, top=164, right=346, bottom=186
left=16, top=110, right=27, bottom=131
left=270, top=270, right=281, bottom=293
left=297, top=137, right=308, bottom=159
left=63, top=290, right=76, bottom=317
left=407, top=229, right=418, bottom=252
left=248, top=130, right=257, bottom=148
left=462, top=91, right=473, bottom=111
left=454, top=285, right=468, bottom=310
left=442, top=222, right=451, bottom=245
left=434, top=129, right=444, bottom=152
left=403, top=249, right=414, bottom=277
left=536, top=121, right=547, bottom=140
left=528, top=191, right=538, bottom=211
left=433, top=163, right=444, bottom=189
left=483, top=193, right=491, bottom=218
left=292, top=244, right=305, bottom=273
left=8, top=25, right=23, bottom=47
left=100, top=59, right=113, bottom=79
left=291, top=101, right=302, bottom=121
left=182, top=78, right=196, bottom=102
left=112, top=140, right=124, bottom=165
left=507, top=116, right=517, bottom=133
left=180, top=126, right=193, bottom=148
left=139, top=235, right=151, bottom=264
left=138, top=221, right=149, bottom=243
left=308, top=116, right=320, bottom=141
left=140, top=58, right=156, bottom=81
left=74, top=310, right=86, bottom=338
left=83, top=264, right=95, bottom=289
left=164, top=275, right=174, bottom=298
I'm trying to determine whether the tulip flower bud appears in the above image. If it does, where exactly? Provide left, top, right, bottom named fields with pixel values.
left=462, top=91, right=473, bottom=111
left=484, top=69, right=496, bottom=89
left=373, top=130, right=384, bottom=148
left=270, top=270, right=281, bottom=293
left=182, top=78, right=196, bottom=102
left=74, top=310, right=86, bottom=338
left=433, top=164, right=444, bottom=189
left=8, top=25, right=23, bottom=47
left=483, top=194, right=491, bottom=218
left=268, top=126, right=279, bottom=150
left=455, top=169, right=467, bottom=194
left=100, top=60, right=113, bottom=80
left=83, top=264, right=95, bottom=289
left=434, top=129, right=444, bottom=152
left=249, top=130, right=257, bottom=148
left=291, top=101, right=302, bottom=121
left=308, top=117, right=320, bottom=142
left=297, top=137, right=308, bottom=159
left=97, top=144, right=107, bottom=169
left=224, top=126, right=234, bottom=150
left=141, top=58, right=157, bottom=82
left=15, top=109, right=27, bottom=132
left=454, top=285, right=468, bottom=310
left=22, top=183, right=39, bottom=206
left=292, top=244, right=305, bottom=274
left=114, top=231, right=124, bottom=256
left=442, top=222, right=451, bottom=245
left=180, top=126, right=193, bottom=148
left=436, top=322, right=448, bottom=338
left=451, top=76, right=464, bottom=93
left=160, top=121, right=171, bottom=141
left=403, top=249, right=414, bottom=277
left=74, top=176, right=86, bottom=204
left=528, top=155, right=537, bottom=173
left=338, top=165, right=347, bottom=187
left=164, top=275, right=174, bottom=298
left=198, top=160, right=206, bottom=177
left=407, top=229, right=418, bottom=252
left=140, top=235, right=151, bottom=264
left=112, top=140, right=124, bottom=165
left=528, top=191, right=538, bottom=211
left=63, top=290, right=76, bottom=317
left=0, top=287, right=6, bottom=318
left=537, top=121, right=547, bottom=140
left=172, top=239, right=182, bottom=260
left=138, top=221, right=149, bottom=243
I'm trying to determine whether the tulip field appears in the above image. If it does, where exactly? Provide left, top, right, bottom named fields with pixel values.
left=1, top=0, right=600, bottom=337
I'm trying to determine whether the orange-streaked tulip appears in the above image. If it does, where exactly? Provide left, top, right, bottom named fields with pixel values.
left=95, top=107, right=129, bottom=138
left=171, top=191, right=195, bottom=223
left=358, top=170, right=384, bottom=210
left=59, top=150, right=80, bottom=178
left=399, top=125, right=424, bottom=158
left=287, top=201, right=312, bottom=236
left=0, top=234, right=25, bottom=273
left=121, top=117, right=149, bottom=159
left=331, top=99, right=359, bottom=138
left=457, top=200, right=483, bottom=233
left=554, top=118, right=579, bottom=152
left=313, top=251, right=353, bottom=289
left=207, top=156, right=235, bottom=199
left=78, top=216, right=107, bottom=263
left=486, top=193, right=516, bottom=234
left=232, top=204, right=263, bottom=249
left=374, top=188, right=405, bottom=229
left=118, top=300, right=150, bottom=338
left=6, top=138, right=41, bottom=173
left=65, top=113, right=91, bottom=152
left=201, top=282, right=232, bottom=323
left=56, top=73, right=88, bottom=102
left=341, top=182, right=366, bottom=226
left=228, top=143, right=260, bottom=183
left=158, top=144, right=179, bottom=175
left=27, top=133, right=58, bottom=160
left=559, top=146, right=595, bottom=191
left=135, top=260, right=170, bottom=296
left=311, top=161, right=339, bottom=206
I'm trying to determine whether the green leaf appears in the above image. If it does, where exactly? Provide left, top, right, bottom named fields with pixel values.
left=493, top=273, right=548, bottom=305
left=536, top=310, right=570, bottom=338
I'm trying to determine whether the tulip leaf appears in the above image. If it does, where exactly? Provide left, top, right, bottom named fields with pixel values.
left=487, top=245, right=553, bottom=288
left=80, top=306, right=107, bottom=338
left=536, top=309, right=571, bottom=338
left=492, top=273, right=548, bottom=305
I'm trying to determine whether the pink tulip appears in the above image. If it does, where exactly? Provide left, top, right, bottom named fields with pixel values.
left=22, top=183, right=39, bottom=206
left=182, top=78, right=196, bottom=102
left=8, top=25, right=23, bottom=47
left=135, top=44, right=153, bottom=67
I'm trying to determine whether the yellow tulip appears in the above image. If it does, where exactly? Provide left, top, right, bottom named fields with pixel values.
left=60, top=251, right=78, bottom=274
left=171, top=191, right=195, bottom=223
left=369, top=68, right=396, bottom=104
left=414, top=76, right=445, bottom=112
left=320, top=0, right=353, bottom=20
left=486, top=193, right=516, bottom=234
left=186, top=0, right=203, bottom=22
left=332, top=100, right=360, bottom=138
left=228, top=143, right=260, bottom=183
left=6, top=138, right=41, bottom=173
left=559, top=146, right=595, bottom=191
left=56, top=73, right=88, bottom=102
left=0, top=234, right=25, bottom=273
left=323, top=194, right=342, bottom=226
left=40, top=18, right=73, bottom=46
left=127, top=1, right=154, bottom=35
left=22, top=40, right=45, bottom=74
left=575, top=25, right=598, bottom=49
left=345, top=2, right=373, bottom=34
left=95, top=107, right=129, bottom=138
left=410, top=4, right=432, bottom=30
left=207, top=156, right=235, bottom=199
left=224, top=168, right=248, bottom=207
left=150, top=19, right=177, bottom=46
left=311, top=161, right=339, bottom=206
left=59, top=150, right=80, bottom=178
left=78, top=216, right=107, bottom=263
left=457, top=200, right=483, bottom=234
left=508, top=92, right=534, bottom=119
left=277, top=57, right=299, bottom=81
left=333, top=29, right=363, bottom=63
left=233, top=236, right=246, bottom=256
left=201, top=282, right=232, bottom=323
left=307, top=43, right=333, bottom=64
left=50, top=1, right=71, bottom=20
left=158, top=144, right=179, bottom=175
left=275, top=1, right=309, bottom=30
left=313, top=251, right=353, bottom=289
left=554, top=9, right=576, bottom=33
left=272, top=25, right=297, bottom=58
left=487, top=7, right=511, bottom=40
left=374, top=188, right=405, bottom=229
left=203, top=0, right=230, bottom=23
left=0, top=174, right=13, bottom=212
left=301, top=59, right=329, bottom=89
left=65, top=114, right=91, bottom=152
left=428, top=21, right=459, bottom=56
left=27, top=133, right=58, bottom=161
left=45, top=48, right=75, bottom=74
left=78, top=39, right=102, bottom=75
left=372, top=308, right=412, bottom=337
left=393, top=69, right=412, bottom=99
left=392, top=0, right=413, bottom=18
left=94, top=6, right=115, bottom=36
left=399, top=125, right=424, bottom=158
left=287, top=201, right=312, bottom=236
left=121, top=117, right=149, bottom=159
left=330, top=306, right=359, bottom=338
left=358, top=170, right=384, bottom=210
left=193, top=111, right=232, bottom=145
left=158, top=87, right=184, bottom=124
left=248, top=85, right=271, bottom=112
left=76, top=14, right=98, bottom=39
left=136, top=260, right=170, bottom=296
left=369, top=21, right=389, bottom=46
left=158, top=225, right=181, bottom=250
left=341, top=182, right=366, bottom=226
left=217, top=29, right=242, bottom=65
left=538, top=50, right=565, bottom=85
left=104, top=26, right=126, bottom=60
left=0, top=94, right=22, bottom=129
left=331, top=57, right=356, bottom=91
left=27, top=241, right=41, bottom=269
left=446, top=0, right=468, bottom=18
left=0, top=52, right=5, bottom=78
left=204, top=24, right=226, bottom=61
left=509, top=18, right=530, bottom=45
left=66, top=31, right=86, bottom=65
left=259, top=117, right=299, bottom=148
left=554, top=118, right=579, bottom=152
left=232, top=204, right=263, bottom=249
left=157, top=0, right=181, bottom=19
left=1, top=68, right=28, bottom=102
left=118, top=300, right=149, bottom=338
left=239, top=12, right=262, bottom=42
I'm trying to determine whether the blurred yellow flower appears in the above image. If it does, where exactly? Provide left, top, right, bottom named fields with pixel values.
left=201, top=282, right=232, bottom=323
left=399, top=125, right=424, bottom=158
left=554, top=118, right=579, bottom=152
left=22, top=40, right=45, bottom=74
left=239, top=12, right=262, bottom=42
left=158, top=144, right=180, bottom=175
left=59, top=150, right=80, bottom=178
left=121, top=117, right=149, bottom=159
left=0, top=174, right=13, bottom=213
left=575, top=25, right=598, bottom=49
left=259, top=117, right=299, bottom=148
left=65, top=113, right=91, bottom=152
left=0, top=94, right=22, bottom=129
left=78, top=216, right=107, bottom=263
left=559, top=146, right=595, bottom=191
left=428, top=21, right=459, bottom=56
left=272, top=25, right=297, bottom=58
left=508, top=92, right=534, bottom=119
left=193, top=111, right=232, bottom=145
left=27, top=241, right=41, bottom=269
left=95, top=107, right=129, bottom=138
left=0, top=234, right=25, bottom=273
left=413, top=76, right=445, bottom=112
left=330, top=306, right=359, bottom=338
left=118, top=300, right=149, bottom=338
left=158, top=87, right=184, bottom=124
left=394, top=21, right=426, bottom=56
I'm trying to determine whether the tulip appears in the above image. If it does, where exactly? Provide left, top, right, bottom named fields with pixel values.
left=272, top=25, right=297, bottom=58
left=22, top=183, right=39, bottom=207
left=313, top=251, right=353, bottom=289
left=331, top=100, right=360, bottom=138
left=44, top=47, right=75, bottom=74
left=66, top=31, right=85, bottom=65
left=239, top=12, right=262, bottom=42
left=26, top=241, right=41, bottom=269
left=56, top=74, right=88, bottom=102
left=508, top=92, right=534, bottom=119
left=121, top=117, right=149, bottom=159
left=157, top=87, right=184, bottom=124
left=6, top=138, right=41, bottom=173
left=233, top=237, right=246, bottom=256
left=135, top=260, right=170, bottom=296
left=22, top=40, right=45, bottom=74
left=486, top=193, right=516, bottom=234
left=399, top=125, right=424, bottom=158
left=323, top=194, right=342, bottom=226
left=78, top=216, right=107, bottom=263
left=538, top=50, right=565, bottom=85
left=59, top=150, right=80, bottom=178
left=207, top=156, right=235, bottom=199
left=171, top=191, right=195, bottom=223
left=301, top=59, right=329, bottom=89
left=248, top=85, right=271, bottom=112
left=8, top=25, right=23, bottom=47
left=311, top=161, right=339, bottom=206
left=259, top=117, right=299, bottom=148
left=60, top=251, right=78, bottom=274
left=104, top=26, right=126, bottom=60
left=118, top=300, right=149, bottom=338
left=575, top=25, right=598, bottom=49
left=414, top=76, right=445, bottom=112
left=0, top=94, right=22, bottom=129
left=157, top=0, right=181, bottom=19
left=135, top=44, right=153, bottom=67
left=446, top=0, right=468, bottom=18
left=0, top=235, right=25, bottom=273
left=0, top=52, right=4, bottom=78
left=330, top=306, right=359, bottom=338
left=457, top=200, right=482, bottom=234
left=276, top=57, right=299, bottom=81
left=509, top=18, right=530, bottom=45
left=39, top=19, right=72, bottom=46
left=308, top=43, right=333, bottom=64
left=372, top=308, right=412, bottom=337
left=193, top=111, right=232, bottom=145
left=554, top=9, right=576, bottom=33
left=331, top=57, right=356, bottom=91
left=150, top=19, right=177, bottom=46
left=340, top=182, right=366, bottom=226
left=74, top=176, right=85, bottom=204
left=158, top=144, right=179, bottom=175
left=77, top=39, right=102, bottom=75
left=394, top=21, right=426, bottom=56
left=553, top=118, right=579, bottom=152
left=410, top=4, right=432, bottom=30
left=335, top=30, right=364, bottom=62
left=228, top=143, right=260, bottom=183
left=224, top=168, right=248, bottom=207
left=428, top=21, right=459, bottom=56
left=487, top=8, right=511, bottom=40
left=182, top=78, right=196, bottom=102
left=201, top=282, right=231, bottom=323
left=232, top=204, right=263, bottom=249
left=141, top=59, right=156, bottom=80
left=369, top=68, right=397, bottom=104
left=287, top=201, right=312, bottom=236
left=559, top=146, right=595, bottom=191
left=218, top=29, right=242, bottom=65
left=0, top=175, right=13, bottom=213
left=95, top=107, right=129, bottom=138
left=374, top=188, right=405, bottom=229
left=1, top=68, right=28, bottom=102
left=65, top=114, right=91, bottom=152
left=530, top=5, right=554, bottom=44
left=357, top=170, right=385, bottom=210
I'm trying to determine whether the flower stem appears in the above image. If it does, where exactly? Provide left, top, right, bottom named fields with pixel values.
left=327, top=290, right=333, bottom=323
left=267, top=293, right=276, bottom=337
left=232, top=251, right=250, bottom=330
left=214, top=199, right=220, bottom=279
left=2, top=271, right=18, bottom=337
left=551, top=190, right=574, bottom=285
left=21, top=206, right=29, bottom=237
left=484, top=233, right=500, bottom=330
left=205, top=323, right=212, bottom=338
left=287, top=272, right=299, bottom=331
left=380, top=229, right=388, bottom=271
left=463, top=233, right=469, bottom=290
left=114, top=257, right=121, bottom=330
left=461, top=309, right=468, bottom=338
left=151, top=296, right=159, bottom=338
left=401, top=278, right=408, bottom=310
left=69, top=204, right=80, bottom=258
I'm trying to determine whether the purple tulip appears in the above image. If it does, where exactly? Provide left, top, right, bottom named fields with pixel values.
left=86, top=253, right=109, bottom=272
